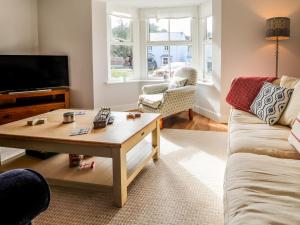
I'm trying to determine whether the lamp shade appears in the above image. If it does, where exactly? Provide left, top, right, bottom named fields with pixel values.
left=266, top=17, right=290, bottom=41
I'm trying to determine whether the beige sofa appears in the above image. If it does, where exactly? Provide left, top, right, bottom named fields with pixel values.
left=224, top=108, right=300, bottom=225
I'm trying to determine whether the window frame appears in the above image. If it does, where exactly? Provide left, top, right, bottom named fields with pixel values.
left=144, top=17, right=196, bottom=80
left=199, top=15, right=213, bottom=82
left=108, top=15, right=137, bottom=82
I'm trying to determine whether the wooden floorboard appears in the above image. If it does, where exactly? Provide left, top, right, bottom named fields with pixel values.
left=163, top=111, right=228, bottom=132
left=130, top=109, right=228, bottom=132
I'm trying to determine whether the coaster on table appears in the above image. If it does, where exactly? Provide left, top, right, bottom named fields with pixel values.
left=70, top=128, right=90, bottom=136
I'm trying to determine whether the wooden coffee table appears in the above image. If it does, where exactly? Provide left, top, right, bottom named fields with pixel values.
left=0, top=109, right=161, bottom=207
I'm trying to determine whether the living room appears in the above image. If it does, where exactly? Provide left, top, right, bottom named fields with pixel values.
left=0, top=0, right=300, bottom=224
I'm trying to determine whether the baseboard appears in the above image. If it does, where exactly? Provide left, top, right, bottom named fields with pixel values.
left=109, top=103, right=138, bottom=112
left=193, top=105, right=221, bottom=122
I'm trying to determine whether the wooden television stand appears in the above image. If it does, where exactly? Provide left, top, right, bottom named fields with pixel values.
left=0, top=88, right=70, bottom=125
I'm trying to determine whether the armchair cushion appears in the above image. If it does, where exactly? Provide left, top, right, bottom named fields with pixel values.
left=174, top=67, right=198, bottom=85
left=139, top=93, right=164, bottom=109
left=168, top=77, right=188, bottom=89
left=142, top=83, right=168, bottom=95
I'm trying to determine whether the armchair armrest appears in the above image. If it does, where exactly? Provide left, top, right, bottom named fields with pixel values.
left=142, top=83, right=169, bottom=94
left=165, top=85, right=196, bottom=94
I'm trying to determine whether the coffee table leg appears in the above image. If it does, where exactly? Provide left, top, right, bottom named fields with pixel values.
left=152, top=120, right=160, bottom=161
left=112, top=148, right=127, bottom=207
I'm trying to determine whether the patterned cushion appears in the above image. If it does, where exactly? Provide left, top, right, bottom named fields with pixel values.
left=289, top=114, right=300, bottom=153
left=174, top=67, right=198, bottom=85
left=226, top=76, right=277, bottom=112
left=250, top=82, right=293, bottom=125
left=168, top=77, right=188, bottom=89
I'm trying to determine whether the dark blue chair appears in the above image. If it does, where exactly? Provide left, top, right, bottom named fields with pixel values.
left=0, top=169, right=50, bottom=225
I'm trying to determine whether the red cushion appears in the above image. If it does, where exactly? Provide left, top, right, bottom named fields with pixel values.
left=226, top=76, right=277, bottom=112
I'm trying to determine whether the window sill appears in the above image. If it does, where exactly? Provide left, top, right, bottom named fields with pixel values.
left=106, top=80, right=141, bottom=85
left=106, top=79, right=165, bottom=85
left=197, top=80, right=214, bottom=86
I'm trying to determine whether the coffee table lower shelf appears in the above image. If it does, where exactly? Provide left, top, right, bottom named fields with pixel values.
left=0, top=140, right=154, bottom=192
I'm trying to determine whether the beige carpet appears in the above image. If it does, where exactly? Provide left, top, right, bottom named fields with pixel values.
left=33, top=129, right=228, bottom=225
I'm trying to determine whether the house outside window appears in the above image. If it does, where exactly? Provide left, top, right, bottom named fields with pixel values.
left=146, top=18, right=192, bottom=79
left=162, top=57, right=169, bottom=65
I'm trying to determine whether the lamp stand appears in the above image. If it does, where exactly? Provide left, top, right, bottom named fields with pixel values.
left=275, top=37, right=279, bottom=78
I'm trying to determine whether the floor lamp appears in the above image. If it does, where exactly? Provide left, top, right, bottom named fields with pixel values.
left=265, top=17, right=290, bottom=78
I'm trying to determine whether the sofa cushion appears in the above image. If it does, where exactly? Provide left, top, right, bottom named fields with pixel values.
left=250, top=82, right=293, bottom=125
left=229, top=109, right=266, bottom=124
left=229, top=122, right=299, bottom=159
left=224, top=153, right=300, bottom=225
left=138, top=93, right=164, bottom=109
left=229, top=109, right=299, bottom=159
left=279, top=82, right=300, bottom=127
left=280, top=75, right=299, bottom=88
left=289, top=115, right=300, bottom=153
left=226, top=76, right=276, bottom=112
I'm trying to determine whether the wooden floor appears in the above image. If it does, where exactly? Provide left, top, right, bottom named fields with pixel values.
left=163, top=110, right=228, bottom=132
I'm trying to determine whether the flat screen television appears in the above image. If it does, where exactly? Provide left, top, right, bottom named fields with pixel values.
left=0, top=55, right=69, bottom=93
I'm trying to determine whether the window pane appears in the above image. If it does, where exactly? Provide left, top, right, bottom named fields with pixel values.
left=206, top=16, right=212, bottom=40
left=204, top=43, right=212, bottom=80
left=149, top=19, right=169, bottom=42
left=170, top=18, right=191, bottom=41
left=147, top=45, right=192, bottom=78
left=111, top=16, right=132, bottom=42
left=111, top=45, right=133, bottom=80
left=169, top=45, right=192, bottom=77
left=147, top=46, right=166, bottom=78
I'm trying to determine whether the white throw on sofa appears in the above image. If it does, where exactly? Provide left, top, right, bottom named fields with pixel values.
left=224, top=76, right=300, bottom=225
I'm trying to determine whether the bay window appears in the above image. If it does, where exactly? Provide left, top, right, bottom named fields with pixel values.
left=107, top=5, right=212, bottom=83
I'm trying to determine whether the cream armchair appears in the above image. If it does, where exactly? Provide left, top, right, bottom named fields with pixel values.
left=138, top=67, right=198, bottom=128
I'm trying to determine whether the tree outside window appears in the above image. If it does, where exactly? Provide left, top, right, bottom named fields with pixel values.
left=110, top=16, right=134, bottom=81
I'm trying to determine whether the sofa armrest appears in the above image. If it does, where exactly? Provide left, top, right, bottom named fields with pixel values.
left=142, top=83, right=169, bottom=94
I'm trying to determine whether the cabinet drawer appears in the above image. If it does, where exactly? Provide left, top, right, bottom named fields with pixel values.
left=0, top=102, right=66, bottom=125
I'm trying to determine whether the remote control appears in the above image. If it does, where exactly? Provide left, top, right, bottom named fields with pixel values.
left=93, top=107, right=111, bottom=129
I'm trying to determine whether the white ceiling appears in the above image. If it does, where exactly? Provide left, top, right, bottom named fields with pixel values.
left=107, top=0, right=207, bottom=8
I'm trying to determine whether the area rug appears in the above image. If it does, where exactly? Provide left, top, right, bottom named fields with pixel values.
left=33, top=129, right=228, bottom=225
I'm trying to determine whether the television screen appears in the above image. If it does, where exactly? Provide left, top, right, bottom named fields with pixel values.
left=0, top=55, right=69, bottom=93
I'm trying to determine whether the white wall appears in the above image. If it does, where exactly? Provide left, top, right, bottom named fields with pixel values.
left=92, top=0, right=140, bottom=110
left=220, top=0, right=300, bottom=121
left=38, top=0, right=94, bottom=109
left=0, top=0, right=38, bottom=53
left=195, top=0, right=221, bottom=121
